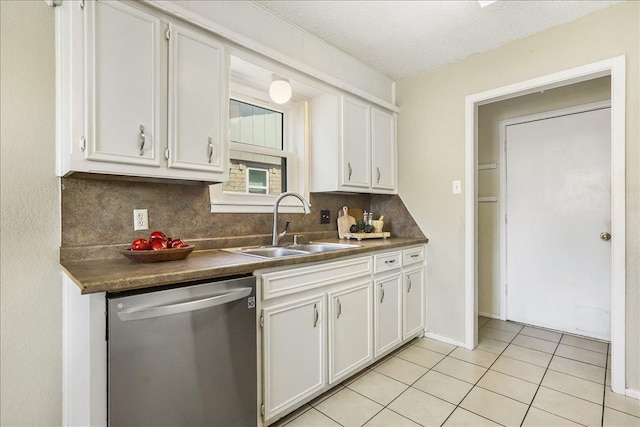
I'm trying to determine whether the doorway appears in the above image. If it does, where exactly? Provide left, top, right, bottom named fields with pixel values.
left=464, top=56, right=626, bottom=394
left=502, top=104, right=611, bottom=340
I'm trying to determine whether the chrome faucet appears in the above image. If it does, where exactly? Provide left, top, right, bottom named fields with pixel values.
left=272, top=192, right=311, bottom=246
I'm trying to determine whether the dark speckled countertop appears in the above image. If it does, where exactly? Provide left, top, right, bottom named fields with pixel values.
left=61, top=237, right=428, bottom=294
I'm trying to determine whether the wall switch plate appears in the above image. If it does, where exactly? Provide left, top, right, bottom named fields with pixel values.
left=452, top=180, right=462, bottom=195
left=133, top=209, right=149, bottom=231
left=320, top=210, right=330, bottom=224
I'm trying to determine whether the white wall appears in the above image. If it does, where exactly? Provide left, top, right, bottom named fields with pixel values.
left=397, top=2, right=639, bottom=390
left=0, top=1, right=62, bottom=425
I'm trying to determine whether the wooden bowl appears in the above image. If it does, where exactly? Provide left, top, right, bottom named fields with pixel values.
left=121, top=245, right=194, bottom=263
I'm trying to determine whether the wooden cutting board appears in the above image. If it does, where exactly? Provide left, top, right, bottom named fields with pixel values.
left=337, top=206, right=356, bottom=239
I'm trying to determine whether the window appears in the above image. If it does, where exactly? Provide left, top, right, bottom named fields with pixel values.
left=209, top=80, right=307, bottom=213
left=247, top=167, right=269, bottom=194
left=222, top=99, right=286, bottom=196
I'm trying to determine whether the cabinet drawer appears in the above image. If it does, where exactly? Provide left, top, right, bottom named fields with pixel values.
left=373, top=251, right=401, bottom=274
left=403, top=246, right=425, bottom=267
left=261, top=256, right=372, bottom=300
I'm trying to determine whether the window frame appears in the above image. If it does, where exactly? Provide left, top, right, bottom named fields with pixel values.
left=246, top=167, right=269, bottom=194
left=209, top=81, right=309, bottom=213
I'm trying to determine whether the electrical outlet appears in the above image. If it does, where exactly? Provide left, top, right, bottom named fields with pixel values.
left=320, top=210, right=330, bottom=224
left=133, top=209, right=148, bottom=231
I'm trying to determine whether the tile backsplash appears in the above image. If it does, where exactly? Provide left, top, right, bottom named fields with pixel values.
left=61, top=176, right=424, bottom=248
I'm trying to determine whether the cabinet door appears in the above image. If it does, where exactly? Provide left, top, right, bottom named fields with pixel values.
left=168, top=24, right=228, bottom=175
left=371, top=108, right=396, bottom=191
left=85, top=0, right=162, bottom=166
left=328, top=280, right=373, bottom=385
left=341, top=96, right=370, bottom=189
left=262, top=295, right=325, bottom=420
left=374, top=274, right=402, bottom=357
left=403, top=267, right=426, bottom=340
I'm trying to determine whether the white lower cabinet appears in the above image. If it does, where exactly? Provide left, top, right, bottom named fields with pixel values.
left=262, top=294, right=326, bottom=421
left=259, top=245, right=426, bottom=425
left=374, top=273, right=403, bottom=357
left=403, top=267, right=426, bottom=340
left=328, top=280, right=373, bottom=385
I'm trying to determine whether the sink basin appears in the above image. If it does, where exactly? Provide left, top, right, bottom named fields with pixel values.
left=223, top=242, right=361, bottom=259
left=228, top=247, right=310, bottom=259
left=286, top=242, right=361, bottom=253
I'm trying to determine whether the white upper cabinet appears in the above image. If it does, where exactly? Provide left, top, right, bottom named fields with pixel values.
left=56, top=0, right=229, bottom=183
left=168, top=24, right=228, bottom=175
left=310, top=94, right=397, bottom=194
left=371, top=108, right=396, bottom=191
left=341, top=97, right=371, bottom=189
left=85, top=0, right=162, bottom=167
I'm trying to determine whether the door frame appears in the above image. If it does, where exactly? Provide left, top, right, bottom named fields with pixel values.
left=464, top=56, right=626, bottom=394
left=498, top=100, right=612, bottom=323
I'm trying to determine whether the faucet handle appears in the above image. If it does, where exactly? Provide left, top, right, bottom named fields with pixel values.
left=293, top=234, right=305, bottom=245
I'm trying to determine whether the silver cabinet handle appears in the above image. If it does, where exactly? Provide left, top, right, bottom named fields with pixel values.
left=207, top=137, right=213, bottom=163
left=385, top=259, right=396, bottom=265
left=117, top=287, right=252, bottom=321
left=407, top=276, right=412, bottom=293
left=380, top=284, right=385, bottom=303
left=377, top=167, right=381, bottom=184
left=313, top=303, right=319, bottom=328
left=600, top=232, right=611, bottom=241
left=337, top=299, right=342, bottom=319
left=139, top=124, right=145, bottom=156
left=348, top=162, right=352, bottom=180
left=410, top=254, right=419, bottom=258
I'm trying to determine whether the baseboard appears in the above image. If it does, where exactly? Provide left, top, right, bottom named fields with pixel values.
left=423, top=331, right=466, bottom=348
left=626, top=388, right=640, bottom=400
left=478, top=312, right=500, bottom=319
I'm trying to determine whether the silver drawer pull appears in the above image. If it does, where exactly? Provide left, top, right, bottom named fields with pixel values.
left=407, top=277, right=412, bottom=293
left=337, top=299, right=342, bottom=319
left=207, top=137, right=213, bottom=163
left=377, top=167, right=381, bottom=183
left=139, top=124, right=145, bottom=156
left=380, top=284, right=385, bottom=303
left=348, top=162, right=352, bottom=180
left=410, top=254, right=420, bottom=258
left=385, top=259, right=396, bottom=264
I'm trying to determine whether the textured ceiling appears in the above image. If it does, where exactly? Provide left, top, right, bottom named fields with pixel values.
left=257, top=0, right=621, bottom=80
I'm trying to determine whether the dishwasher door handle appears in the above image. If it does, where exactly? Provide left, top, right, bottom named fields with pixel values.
left=117, top=287, right=252, bottom=321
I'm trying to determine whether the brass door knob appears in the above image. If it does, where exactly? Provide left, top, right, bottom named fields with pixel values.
left=600, top=232, right=612, bottom=241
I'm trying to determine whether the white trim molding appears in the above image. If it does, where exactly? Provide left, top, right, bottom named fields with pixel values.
left=423, top=332, right=467, bottom=349
left=464, top=56, right=626, bottom=393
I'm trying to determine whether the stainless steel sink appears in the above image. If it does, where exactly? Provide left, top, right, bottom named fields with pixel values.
left=223, top=242, right=361, bottom=259
left=286, top=242, right=361, bottom=253
left=227, top=247, right=310, bottom=259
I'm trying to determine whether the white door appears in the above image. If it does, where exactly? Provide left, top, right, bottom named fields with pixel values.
left=371, top=108, right=396, bottom=191
left=341, top=96, right=371, bottom=189
left=403, top=267, right=425, bottom=340
left=168, top=24, right=227, bottom=175
left=505, top=107, right=611, bottom=340
left=262, top=295, right=325, bottom=420
left=85, top=0, right=162, bottom=166
left=374, top=274, right=402, bottom=357
left=328, top=280, right=373, bottom=385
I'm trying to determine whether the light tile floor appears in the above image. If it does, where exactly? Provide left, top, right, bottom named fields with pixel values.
left=272, top=317, right=640, bottom=427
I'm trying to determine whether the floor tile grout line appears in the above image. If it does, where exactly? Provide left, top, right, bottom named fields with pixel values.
left=439, top=324, right=522, bottom=427
left=517, top=330, right=559, bottom=427
left=600, top=342, right=610, bottom=427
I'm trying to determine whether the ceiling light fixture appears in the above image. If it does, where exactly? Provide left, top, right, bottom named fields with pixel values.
left=478, top=0, right=497, bottom=7
left=269, top=75, right=292, bottom=104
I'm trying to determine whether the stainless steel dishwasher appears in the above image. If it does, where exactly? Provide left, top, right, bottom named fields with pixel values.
left=107, top=275, right=257, bottom=427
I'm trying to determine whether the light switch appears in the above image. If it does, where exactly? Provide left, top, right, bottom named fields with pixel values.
left=452, top=180, right=462, bottom=195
